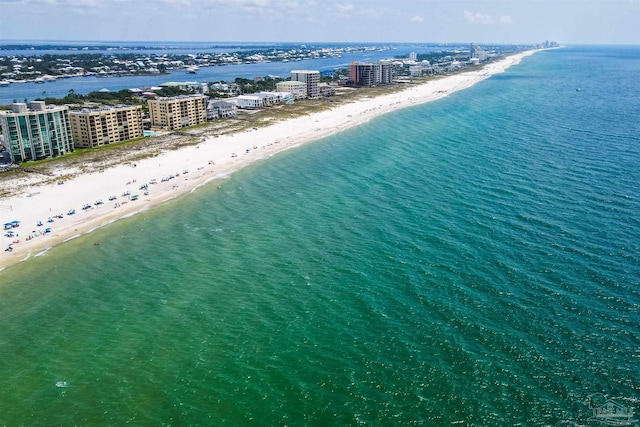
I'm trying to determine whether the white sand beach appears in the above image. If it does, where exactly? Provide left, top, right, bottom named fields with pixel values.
left=0, top=50, right=537, bottom=271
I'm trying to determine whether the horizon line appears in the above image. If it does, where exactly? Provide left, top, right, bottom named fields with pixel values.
left=0, top=39, right=546, bottom=46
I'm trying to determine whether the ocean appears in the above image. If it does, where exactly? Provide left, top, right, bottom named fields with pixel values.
left=0, top=46, right=638, bottom=426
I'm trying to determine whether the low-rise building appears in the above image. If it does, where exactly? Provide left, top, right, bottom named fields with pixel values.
left=211, top=83, right=229, bottom=91
left=236, top=92, right=294, bottom=109
left=275, top=81, right=307, bottom=99
left=207, top=100, right=237, bottom=119
left=210, top=83, right=241, bottom=96
left=318, top=85, right=335, bottom=96
left=260, top=91, right=295, bottom=104
left=447, top=61, right=462, bottom=72
left=69, top=105, right=143, bottom=148
left=237, top=95, right=264, bottom=109
left=0, top=101, right=73, bottom=163
left=159, top=81, right=201, bottom=91
left=148, top=94, right=207, bottom=130
left=409, top=65, right=423, bottom=77
left=257, top=92, right=277, bottom=106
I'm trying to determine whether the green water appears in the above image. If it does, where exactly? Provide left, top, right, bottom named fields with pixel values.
left=1, top=46, right=639, bottom=426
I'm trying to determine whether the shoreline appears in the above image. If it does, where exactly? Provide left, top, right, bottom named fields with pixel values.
left=0, top=50, right=539, bottom=272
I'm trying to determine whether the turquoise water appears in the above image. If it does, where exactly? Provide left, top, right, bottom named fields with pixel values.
left=1, top=46, right=639, bottom=426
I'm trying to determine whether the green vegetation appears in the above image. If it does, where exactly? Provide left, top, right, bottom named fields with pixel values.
left=35, top=88, right=146, bottom=108
left=232, top=76, right=284, bottom=94
left=0, top=53, right=168, bottom=81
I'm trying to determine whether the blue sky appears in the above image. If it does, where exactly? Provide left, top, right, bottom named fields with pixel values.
left=0, top=0, right=638, bottom=45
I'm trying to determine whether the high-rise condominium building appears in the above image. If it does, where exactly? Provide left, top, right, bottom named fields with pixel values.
left=290, top=70, right=320, bottom=98
left=148, top=94, right=208, bottom=131
left=69, top=105, right=143, bottom=148
left=349, top=61, right=393, bottom=86
left=0, top=101, right=73, bottom=163
left=470, top=44, right=487, bottom=61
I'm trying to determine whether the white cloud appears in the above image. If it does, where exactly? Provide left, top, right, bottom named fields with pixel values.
left=410, top=15, right=424, bottom=24
left=212, top=0, right=271, bottom=6
left=360, top=7, right=391, bottom=19
left=163, top=0, right=191, bottom=5
left=221, top=0, right=325, bottom=19
left=163, top=0, right=274, bottom=12
left=27, top=0, right=106, bottom=14
left=335, top=2, right=354, bottom=14
left=499, top=15, right=513, bottom=24
left=183, top=0, right=323, bottom=22
left=0, top=0, right=147, bottom=8
left=464, top=10, right=493, bottom=25
left=233, top=0, right=272, bottom=11
left=0, top=0, right=99, bottom=5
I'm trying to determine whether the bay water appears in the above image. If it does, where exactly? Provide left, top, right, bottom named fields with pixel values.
left=0, top=46, right=639, bottom=426
left=0, top=43, right=408, bottom=105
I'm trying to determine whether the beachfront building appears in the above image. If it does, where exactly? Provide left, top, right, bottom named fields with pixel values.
left=148, top=94, right=207, bottom=131
left=236, top=92, right=295, bottom=110
left=470, top=44, right=487, bottom=62
left=448, top=61, right=462, bottom=72
left=413, top=61, right=434, bottom=75
left=207, top=100, right=237, bottom=120
left=318, top=84, right=335, bottom=97
left=290, top=70, right=320, bottom=98
left=0, top=101, right=73, bottom=163
left=408, top=60, right=433, bottom=77
left=275, top=81, right=307, bottom=99
left=69, top=105, right=143, bottom=148
left=349, top=61, right=393, bottom=86
left=236, top=95, right=264, bottom=109
left=271, top=92, right=295, bottom=104
left=259, top=92, right=295, bottom=105
left=257, top=92, right=277, bottom=106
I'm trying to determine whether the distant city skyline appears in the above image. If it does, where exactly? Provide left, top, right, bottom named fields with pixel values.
left=0, top=0, right=638, bottom=45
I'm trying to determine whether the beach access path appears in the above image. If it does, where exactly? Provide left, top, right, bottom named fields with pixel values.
left=0, top=50, right=537, bottom=272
